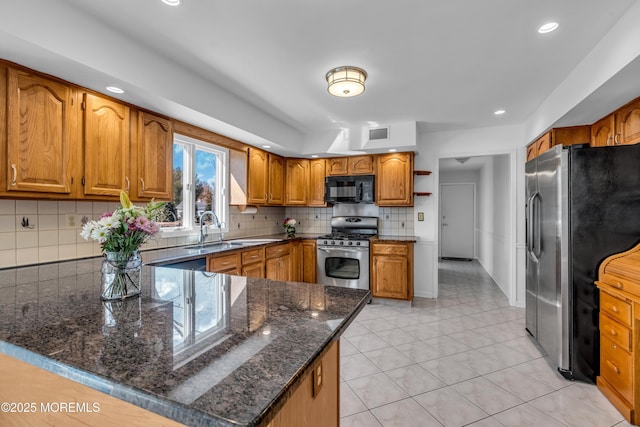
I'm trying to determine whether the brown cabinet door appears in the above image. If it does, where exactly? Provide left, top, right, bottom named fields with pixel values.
left=242, top=262, right=264, bottom=278
left=325, top=158, right=348, bottom=176
left=268, top=154, right=284, bottom=205
left=371, top=242, right=413, bottom=300
left=83, top=93, right=130, bottom=197
left=266, top=256, right=290, bottom=281
left=349, top=155, right=374, bottom=175
left=535, top=132, right=552, bottom=156
left=616, top=98, right=640, bottom=146
left=248, top=147, right=268, bottom=204
left=307, top=159, right=326, bottom=206
left=136, top=111, right=173, bottom=200
left=375, top=152, right=413, bottom=206
left=6, top=69, right=74, bottom=194
left=302, top=240, right=317, bottom=283
left=591, top=114, right=616, bottom=147
left=285, top=159, right=309, bottom=205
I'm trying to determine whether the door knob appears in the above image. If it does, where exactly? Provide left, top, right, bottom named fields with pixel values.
left=442, top=223, right=448, bottom=226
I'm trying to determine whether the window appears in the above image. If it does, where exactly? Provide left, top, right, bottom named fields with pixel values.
left=162, top=134, right=228, bottom=236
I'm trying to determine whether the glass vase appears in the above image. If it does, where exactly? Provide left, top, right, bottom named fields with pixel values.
left=286, top=226, right=296, bottom=238
left=101, top=250, right=142, bottom=300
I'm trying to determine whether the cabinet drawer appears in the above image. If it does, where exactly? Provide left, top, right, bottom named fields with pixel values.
left=372, top=243, right=409, bottom=256
left=600, top=335, right=633, bottom=403
left=242, top=248, right=265, bottom=265
left=600, top=313, right=631, bottom=352
left=600, top=291, right=632, bottom=327
left=600, top=273, right=640, bottom=298
left=266, top=244, right=290, bottom=259
left=208, top=253, right=240, bottom=272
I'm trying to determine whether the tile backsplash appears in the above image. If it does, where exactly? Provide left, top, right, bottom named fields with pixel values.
left=0, top=199, right=414, bottom=268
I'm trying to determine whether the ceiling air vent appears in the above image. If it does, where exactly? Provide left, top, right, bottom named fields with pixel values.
left=368, top=127, right=389, bottom=141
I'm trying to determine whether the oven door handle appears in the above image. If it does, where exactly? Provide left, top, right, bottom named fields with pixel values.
left=318, top=247, right=368, bottom=253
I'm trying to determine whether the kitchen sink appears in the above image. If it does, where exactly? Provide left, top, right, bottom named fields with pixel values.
left=184, top=241, right=245, bottom=251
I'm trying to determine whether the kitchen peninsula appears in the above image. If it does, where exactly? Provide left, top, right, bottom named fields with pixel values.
left=0, top=256, right=370, bottom=426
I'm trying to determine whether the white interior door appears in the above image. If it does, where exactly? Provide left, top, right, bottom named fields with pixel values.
left=440, top=183, right=475, bottom=259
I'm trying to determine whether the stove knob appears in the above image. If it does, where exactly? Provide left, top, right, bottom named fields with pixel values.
left=348, top=241, right=353, bottom=246
left=323, top=240, right=328, bottom=245
left=356, top=241, right=361, bottom=246
left=331, top=240, right=335, bottom=245
left=340, top=241, right=345, bottom=246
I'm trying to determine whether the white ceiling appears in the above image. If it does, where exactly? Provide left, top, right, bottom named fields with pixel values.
left=1, top=0, right=638, bottom=153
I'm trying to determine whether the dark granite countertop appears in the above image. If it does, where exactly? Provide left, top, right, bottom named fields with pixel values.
left=371, top=235, right=418, bottom=243
left=0, top=258, right=369, bottom=426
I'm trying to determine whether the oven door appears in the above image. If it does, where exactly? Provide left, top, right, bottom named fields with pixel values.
left=317, top=246, right=369, bottom=290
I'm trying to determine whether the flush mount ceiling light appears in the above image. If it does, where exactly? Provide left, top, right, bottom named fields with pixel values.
left=162, top=0, right=181, bottom=6
left=326, top=66, right=367, bottom=97
left=538, top=22, right=559, bottom=34
left=494, top=109, right=506, bottom=115
left=106, top=86, right=124, bottom=94
left=455, top=157, right=470, bottom=164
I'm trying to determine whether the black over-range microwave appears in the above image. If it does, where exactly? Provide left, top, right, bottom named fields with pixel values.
left=324, top=175, right=375, bottom=204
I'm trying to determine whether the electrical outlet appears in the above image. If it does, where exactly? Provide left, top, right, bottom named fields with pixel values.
left=66, top=214, right=79, bottom=229
left=417, top=212, right=425, bottom=221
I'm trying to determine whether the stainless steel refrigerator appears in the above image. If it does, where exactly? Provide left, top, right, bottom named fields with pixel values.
left=525, top=143, right=640, bottom=383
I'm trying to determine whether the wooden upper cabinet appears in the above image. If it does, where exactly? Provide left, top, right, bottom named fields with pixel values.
left=6, top=68, right=74, bottom=194
left=375, top=152, right=413, bottom=206
left=268, top=154, right=284, bottom=205
left=525, top=142, right=537, bottom=162
left=307, top=159, right=326, bottom=206
left=248, top=147, right=269, bottom=204
left=348, top=155, right=374, bottom=175
left=326, top=157, right=348, bottom=176
left=285, top=159, right=309, bottom=205
left=136, top=111, right=173, bottom=200
left=616, top=98, right=640, bottom=146
left=591, top=114, right=616, bottom=147
left=535, top=132, right=552, bottom=157
left=327, top=155, right=374, bottom=176
left=82, top=93, right=130, bottom=197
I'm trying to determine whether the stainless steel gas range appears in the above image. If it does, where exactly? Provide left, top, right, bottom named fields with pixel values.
left=316, top=216, right=377, bottom=291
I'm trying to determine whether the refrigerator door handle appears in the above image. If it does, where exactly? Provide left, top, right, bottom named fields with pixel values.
left=533, top=193, right=542, bottom=259
left=527, top=192, right=539, bottom=261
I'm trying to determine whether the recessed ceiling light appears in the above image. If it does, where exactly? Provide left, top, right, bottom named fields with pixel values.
left=538, top=22, right=558, bottom=34
left=311, top=155, right=319, bottom=158
left=494, top=109, right=506, bottom=115
left=388, top=149, right=397, bottom=152
left=262, top=145, right=271, bottom=149
left=162, top=0, right=181, bottom=6
left=106, top=86, right=124, bottom=94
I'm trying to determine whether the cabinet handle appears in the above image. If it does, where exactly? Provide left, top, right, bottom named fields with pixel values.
left=140, top=178, right=145, bottom=193
left=613, top=282, right=623, bottom=289
left=610, top=329, right=617, bottom=336
left=614, top=132, right=621, bottom=145
left=125, top=176, right=130, bottom=193
left=606, top=135, right=613, bottom=146
left=265, top=193, right=267, bottom=200
left=10, top=164, right=17, bottom=186
left=606, top=360, right=620, bottom=374
left=611, top=305, right=619, bottom=313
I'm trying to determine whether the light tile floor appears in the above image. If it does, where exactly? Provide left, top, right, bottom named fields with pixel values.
left=339, top=259, right=630, bottom=427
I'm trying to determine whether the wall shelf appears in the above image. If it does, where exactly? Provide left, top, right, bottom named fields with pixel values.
left=413, top=170, right=432, bottom=176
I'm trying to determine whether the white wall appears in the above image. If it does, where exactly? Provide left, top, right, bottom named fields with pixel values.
left=413, top=124, right=523, bottom=299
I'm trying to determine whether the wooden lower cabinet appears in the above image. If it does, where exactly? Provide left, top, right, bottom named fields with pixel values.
left=242, top=247, right=265, bottom=278
left=264, top=340, right=339, bottom=427
left=207, top=252, right=240, bottom=274
left=266, top=243, right=292, bottom=281
left=595, top=243, right=640, bottom=424
left=291, top=241, right=304, bottom=282
left=370, top=241, right=414, bottom=300
left=302, top=240, right=317, bottom=284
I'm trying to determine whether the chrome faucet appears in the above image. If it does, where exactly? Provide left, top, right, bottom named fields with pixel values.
left=199, top=211, right=224, bottom=244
